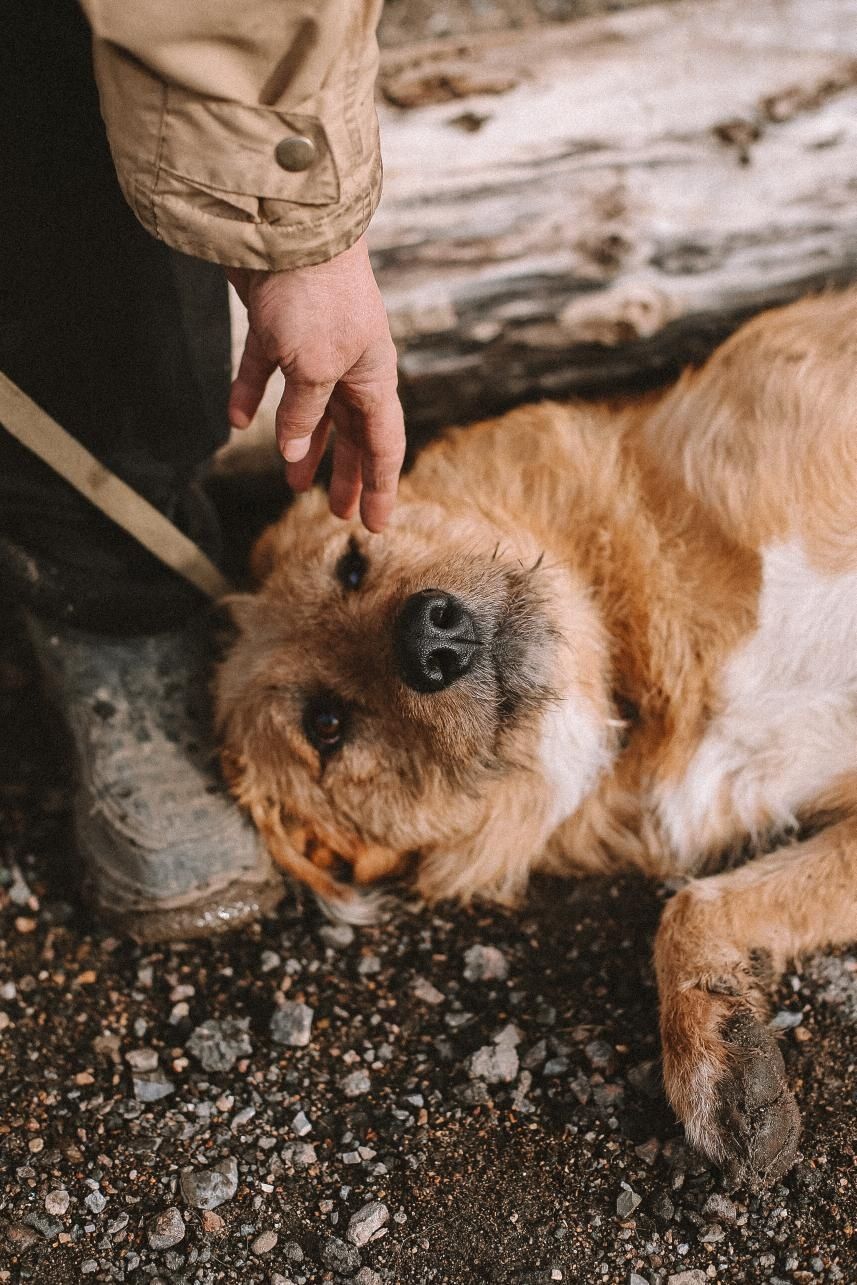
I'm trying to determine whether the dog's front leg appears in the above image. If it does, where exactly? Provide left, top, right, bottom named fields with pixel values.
left=654, top=816, right=857, bottom=1187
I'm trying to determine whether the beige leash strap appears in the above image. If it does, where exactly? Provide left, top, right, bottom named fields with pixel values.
left=0, top=371, right=233, bottom=600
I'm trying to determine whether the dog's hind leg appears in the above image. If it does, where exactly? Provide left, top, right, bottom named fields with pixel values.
left=654, top=813, right=857, bottom=1187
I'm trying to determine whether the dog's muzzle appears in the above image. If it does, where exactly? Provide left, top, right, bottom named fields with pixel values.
left=394, top=590, right=479, bottom=693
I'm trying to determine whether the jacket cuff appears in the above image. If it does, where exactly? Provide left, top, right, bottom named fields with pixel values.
left=91, top=43, right=383, bottom=271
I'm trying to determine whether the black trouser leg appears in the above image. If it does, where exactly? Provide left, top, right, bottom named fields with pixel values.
left=0, top=0, right=232, bottom=631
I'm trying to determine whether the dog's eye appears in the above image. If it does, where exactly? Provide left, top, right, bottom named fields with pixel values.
left=335, top=539, right=367, bottom=592
left=302, top=694, right=348, bottom=757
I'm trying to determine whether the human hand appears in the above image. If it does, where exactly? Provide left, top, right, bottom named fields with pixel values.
left=227, top=236, right=405, bottom=533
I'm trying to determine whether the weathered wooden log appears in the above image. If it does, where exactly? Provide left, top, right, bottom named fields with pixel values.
left=369, top=0, right=857, bottom=436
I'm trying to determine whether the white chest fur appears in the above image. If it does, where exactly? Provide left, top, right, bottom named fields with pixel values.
left=657, top=540, right=857, bottom=866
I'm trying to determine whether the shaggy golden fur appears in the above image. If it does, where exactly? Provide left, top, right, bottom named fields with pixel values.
left=216, top=288, right=857, bottom=1188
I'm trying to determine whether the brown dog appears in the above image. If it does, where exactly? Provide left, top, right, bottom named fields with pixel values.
left=216, top=288, right=857, bottom=1188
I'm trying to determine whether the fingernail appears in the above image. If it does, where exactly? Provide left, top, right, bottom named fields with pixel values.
left=283, top=436, right=311, bottom=463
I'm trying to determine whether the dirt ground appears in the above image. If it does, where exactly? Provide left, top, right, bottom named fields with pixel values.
left=2, top=2, right=856, bottom=1284
left=1, top=611, right=856, bottom=1285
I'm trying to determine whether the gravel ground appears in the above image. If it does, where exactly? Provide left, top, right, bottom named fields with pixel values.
left=1, top=616, right=856, bottom=1285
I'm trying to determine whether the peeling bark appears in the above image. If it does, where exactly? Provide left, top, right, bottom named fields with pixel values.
left=369, top=0, right=857, bottom=435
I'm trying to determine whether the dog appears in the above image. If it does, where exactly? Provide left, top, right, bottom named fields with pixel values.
left=216, top=288, right=857, bottom=1188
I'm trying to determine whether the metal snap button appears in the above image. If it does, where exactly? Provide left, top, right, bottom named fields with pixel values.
left=274, top=135, right=317, bottom=172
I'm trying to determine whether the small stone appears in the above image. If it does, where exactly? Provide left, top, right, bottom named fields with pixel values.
left=321, top=1235, right=361, bottom=1274
left=126, top=1047, right=159, bottom=1071
left=24, top=1211, right=62, bottom=1240
left=412, top=976, right=445, bottom=1005
left=133, top=1073, right=175, bottom=1102
left=291, top=1110, right=312, bottom=1136
left=593, top=1082, right=625, bottom=1112
left=616, top=1184, right=642, bottom=1219
left=651, top=1192, right=675, bottom=1221
left=283, top=1241, right=305, bottom=1262
left=147, top=1207, right=185, bottom=1250
left=463, top=943, right=509, bottom=982
left=770, top=1008, right=803, bottom=1030
left=201, top=1211, right=224, bottom=1235
left=15, top=916, right=37, bottom=934
left=251, top=1229, right=278, bottom=1255
left=282, top=1141, right=317, bottom=1168
left=469, top=1041, right=519, bottom=1084
left=85, top=1191, right=107, bottom=1215
left=584, top=1039, right=617, bottom=1074
left=702, top=1192, right=737, bottom=1224
left=270, top=1002, right=314, bottom=1048
left=354, top=1270, right=383, bottom=1285
left=543, top=1057, right=569, bottom=1077
left=260, top=949, right=281, bottom=973
left=666, top=1273, right=708, bottom=1285
left=347, top=1201, right=389, bottom=1247
left=81, top=1260, right=98, bottom=1275
left=634, top=1137, right=660, bottom=1166
left=186, top=1018, right=252, bottom=1072
left=180, top=1157, right=239, bottom=1210
left=7, top=1223, right=40, bottom=1251
left=358, top=953, right=381, bottom=976
left=107, top=1214, right=129, bottom=1235
left=630, top=1275, right=648, bottom=1285
left=700, top=1223, right=725, bottom=1243
left=342, top=1069, right=372, bottom=1098
left=45, top=1189, right=70, bottom=1217
left=319, top=924, right=355, bottom=949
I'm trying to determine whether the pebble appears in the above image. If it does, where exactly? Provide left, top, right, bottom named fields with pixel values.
left=702, top=1192, right=737, bottom=1224
left=412, top=976, right=445, bottom=1005
left=630, top=1275, right=648, bottom=1285
left=251, top=1229, right=278, bottom=1255
left=186, top=1018, right=252, bottom=1072
left=770, top=1008, right=803, bottom=1030
left=469, top=1041, right=519, bottom=1084
left=463, top=944, right=509, bottom=982
left=354, top=1270, right=383, bottom=1285
left=319, top=924, right=355, bottom=949
left=270, top=1001, right=314, bottom=1047
left=44, top=1189, right=70, bottom=1217
left=201, top=1211, right=224, bottom=1235
left=347, top=1200, right=389, bottom=1246
left=125, top=1047, right=159, bottom=1072
left=291, top=1110, right=313, bottom=1136
left=342, top=1069, right=372, bottom=1097
left=282, top=1140, right=317, bottom=1168
left=180, top=1157, right=239, bottom=1210
left=321, top=1235, right=361, bottom=1274
left=666, top=1273, right=708, bottom=1285
left=147, top=1207, right=186, bottom=1250
left=584, top=1039, right=616, bottom=1073
left=132, top=1073, right=175, bottom=1102
left=25, top=1211, right=62, bottom=1240
left=84, top=1190, right=107, bottom=1215
left=616, top=1184, right=642, bottom=1219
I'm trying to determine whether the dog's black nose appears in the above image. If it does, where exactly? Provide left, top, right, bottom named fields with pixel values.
left=395, top=590, right=479, bottom=693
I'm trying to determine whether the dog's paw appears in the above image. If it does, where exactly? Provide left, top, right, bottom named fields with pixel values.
left=710, top=1010, right=801, bottom=1188
left=663, top=993, right=800, bottom=1189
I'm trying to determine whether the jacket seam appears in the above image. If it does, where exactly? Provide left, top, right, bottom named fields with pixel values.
left=149, top=80, right=170, bottom=241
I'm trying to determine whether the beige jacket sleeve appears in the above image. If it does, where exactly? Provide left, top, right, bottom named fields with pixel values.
left=79, top=1, right=384, bottom=270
